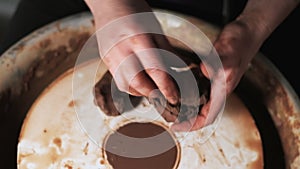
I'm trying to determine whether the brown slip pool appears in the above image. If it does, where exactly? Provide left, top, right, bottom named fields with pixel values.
left=103, top=122, right=180, bottom=169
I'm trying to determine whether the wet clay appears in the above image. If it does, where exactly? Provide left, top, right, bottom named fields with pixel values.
left=104, top=122, right=179, bottom=169
left=93, top=71, right=142, bottom=116
left=94, top=48, right=210, bottom=122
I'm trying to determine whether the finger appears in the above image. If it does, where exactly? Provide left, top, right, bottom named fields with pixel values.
left=161, top=110, right=178, bottom=122
left=171, top=114, right=206, bottom=132
left=200, top=62, right=209, bottom=78
left=146, top=67, right=179, bottom=105
left=102, top=39, right=132, bottom=74
left=202, top=74, right=226, bottom=126
left=131, top=35, right=180, bottom=105
left=106, top=44, right=157, bottom=97
left=171, top=71, right=226, bottom=131
left=128, top=86, right=142, bottom=96
left=128, top=70, right=157, bottom=97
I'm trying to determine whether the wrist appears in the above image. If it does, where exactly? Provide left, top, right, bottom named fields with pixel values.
left=85, top=0, right=127, bottom=26
left=85, top=0, right=152, bottom=28
left=235, top=13, right=271, bottom=46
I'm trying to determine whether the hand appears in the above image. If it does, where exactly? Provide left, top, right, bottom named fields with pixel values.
left=86, top=0, right=180, bottom=104
left=172, top=19, right=263, bottom=131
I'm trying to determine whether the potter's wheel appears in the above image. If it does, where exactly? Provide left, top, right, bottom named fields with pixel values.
left=0, top=9, right=300, bottom=169
left=17, top=58, right=263, bottom=169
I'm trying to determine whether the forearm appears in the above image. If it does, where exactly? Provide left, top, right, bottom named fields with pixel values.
left=237, top=0, right=299, bottom=43
left=84, top=0, right=151, bottom=27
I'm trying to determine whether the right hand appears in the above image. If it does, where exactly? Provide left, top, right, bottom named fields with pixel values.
left=86, top=0, right=180, bottom=104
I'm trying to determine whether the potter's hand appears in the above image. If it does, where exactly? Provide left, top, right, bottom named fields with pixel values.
left=171, top=0, right=299, bottom=131
left=85, top=0, right=179, bottom=104
left=173, top=0, right=300, bottom=131
left=172, top=19, right=263, bottom=131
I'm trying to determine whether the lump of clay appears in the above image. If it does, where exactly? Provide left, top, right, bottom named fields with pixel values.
left=94, top=72, right=142, bottom=116
left=149, top=63, right=210, bottom=122
left=94, top=49, right=210, bottom=122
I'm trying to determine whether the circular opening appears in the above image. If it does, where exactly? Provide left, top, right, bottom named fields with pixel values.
left=103, top=122, right=180, bottom=169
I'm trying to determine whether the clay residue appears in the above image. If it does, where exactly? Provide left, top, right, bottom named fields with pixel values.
left=68, top=100, right=75, bottom=107
left=27, top=32, right=89, bottom=89
left=53, top=137, right=62, bottom=148
left=1, top=31, right=92, bottom=169
left=83, top=142, right=89, bottom=155
left=245, top=57, right=300, bottom=167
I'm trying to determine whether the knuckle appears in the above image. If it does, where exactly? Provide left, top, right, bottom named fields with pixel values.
left=130, top=34, right=153, bottom=47
left=146, top=68, right=163, bottom=75
left=129, top=74, right=145, bottom=89
left=114, top=80, right=128, bottom=93
left=116, top=85, right=127, bottom=93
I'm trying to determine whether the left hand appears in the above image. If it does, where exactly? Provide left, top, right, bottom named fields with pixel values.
left=171, top=19, right=264, bottom=131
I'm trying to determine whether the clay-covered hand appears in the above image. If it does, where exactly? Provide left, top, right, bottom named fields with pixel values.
left=170, top=0, right=300, bottom=131
left=172, top=19, right=263, bottom=131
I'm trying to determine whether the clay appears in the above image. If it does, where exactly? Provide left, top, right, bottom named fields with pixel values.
left=94, top=72, right=142, bottom=116
left=149, top=64, right=210, bottom=122
left=94, top=49, right=210, bottom=122
left=22, top=32, right=90, bottom=92
left=104, top=122, right=179, bottom=169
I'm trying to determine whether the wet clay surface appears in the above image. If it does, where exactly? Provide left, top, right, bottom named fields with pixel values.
left=94, top=48, right=210, bottom=122
left=104, top=122, right=179, bottom=169
left=0, top=31, right=91, bottom=169
left=236, top=77, right=286, bottom=169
